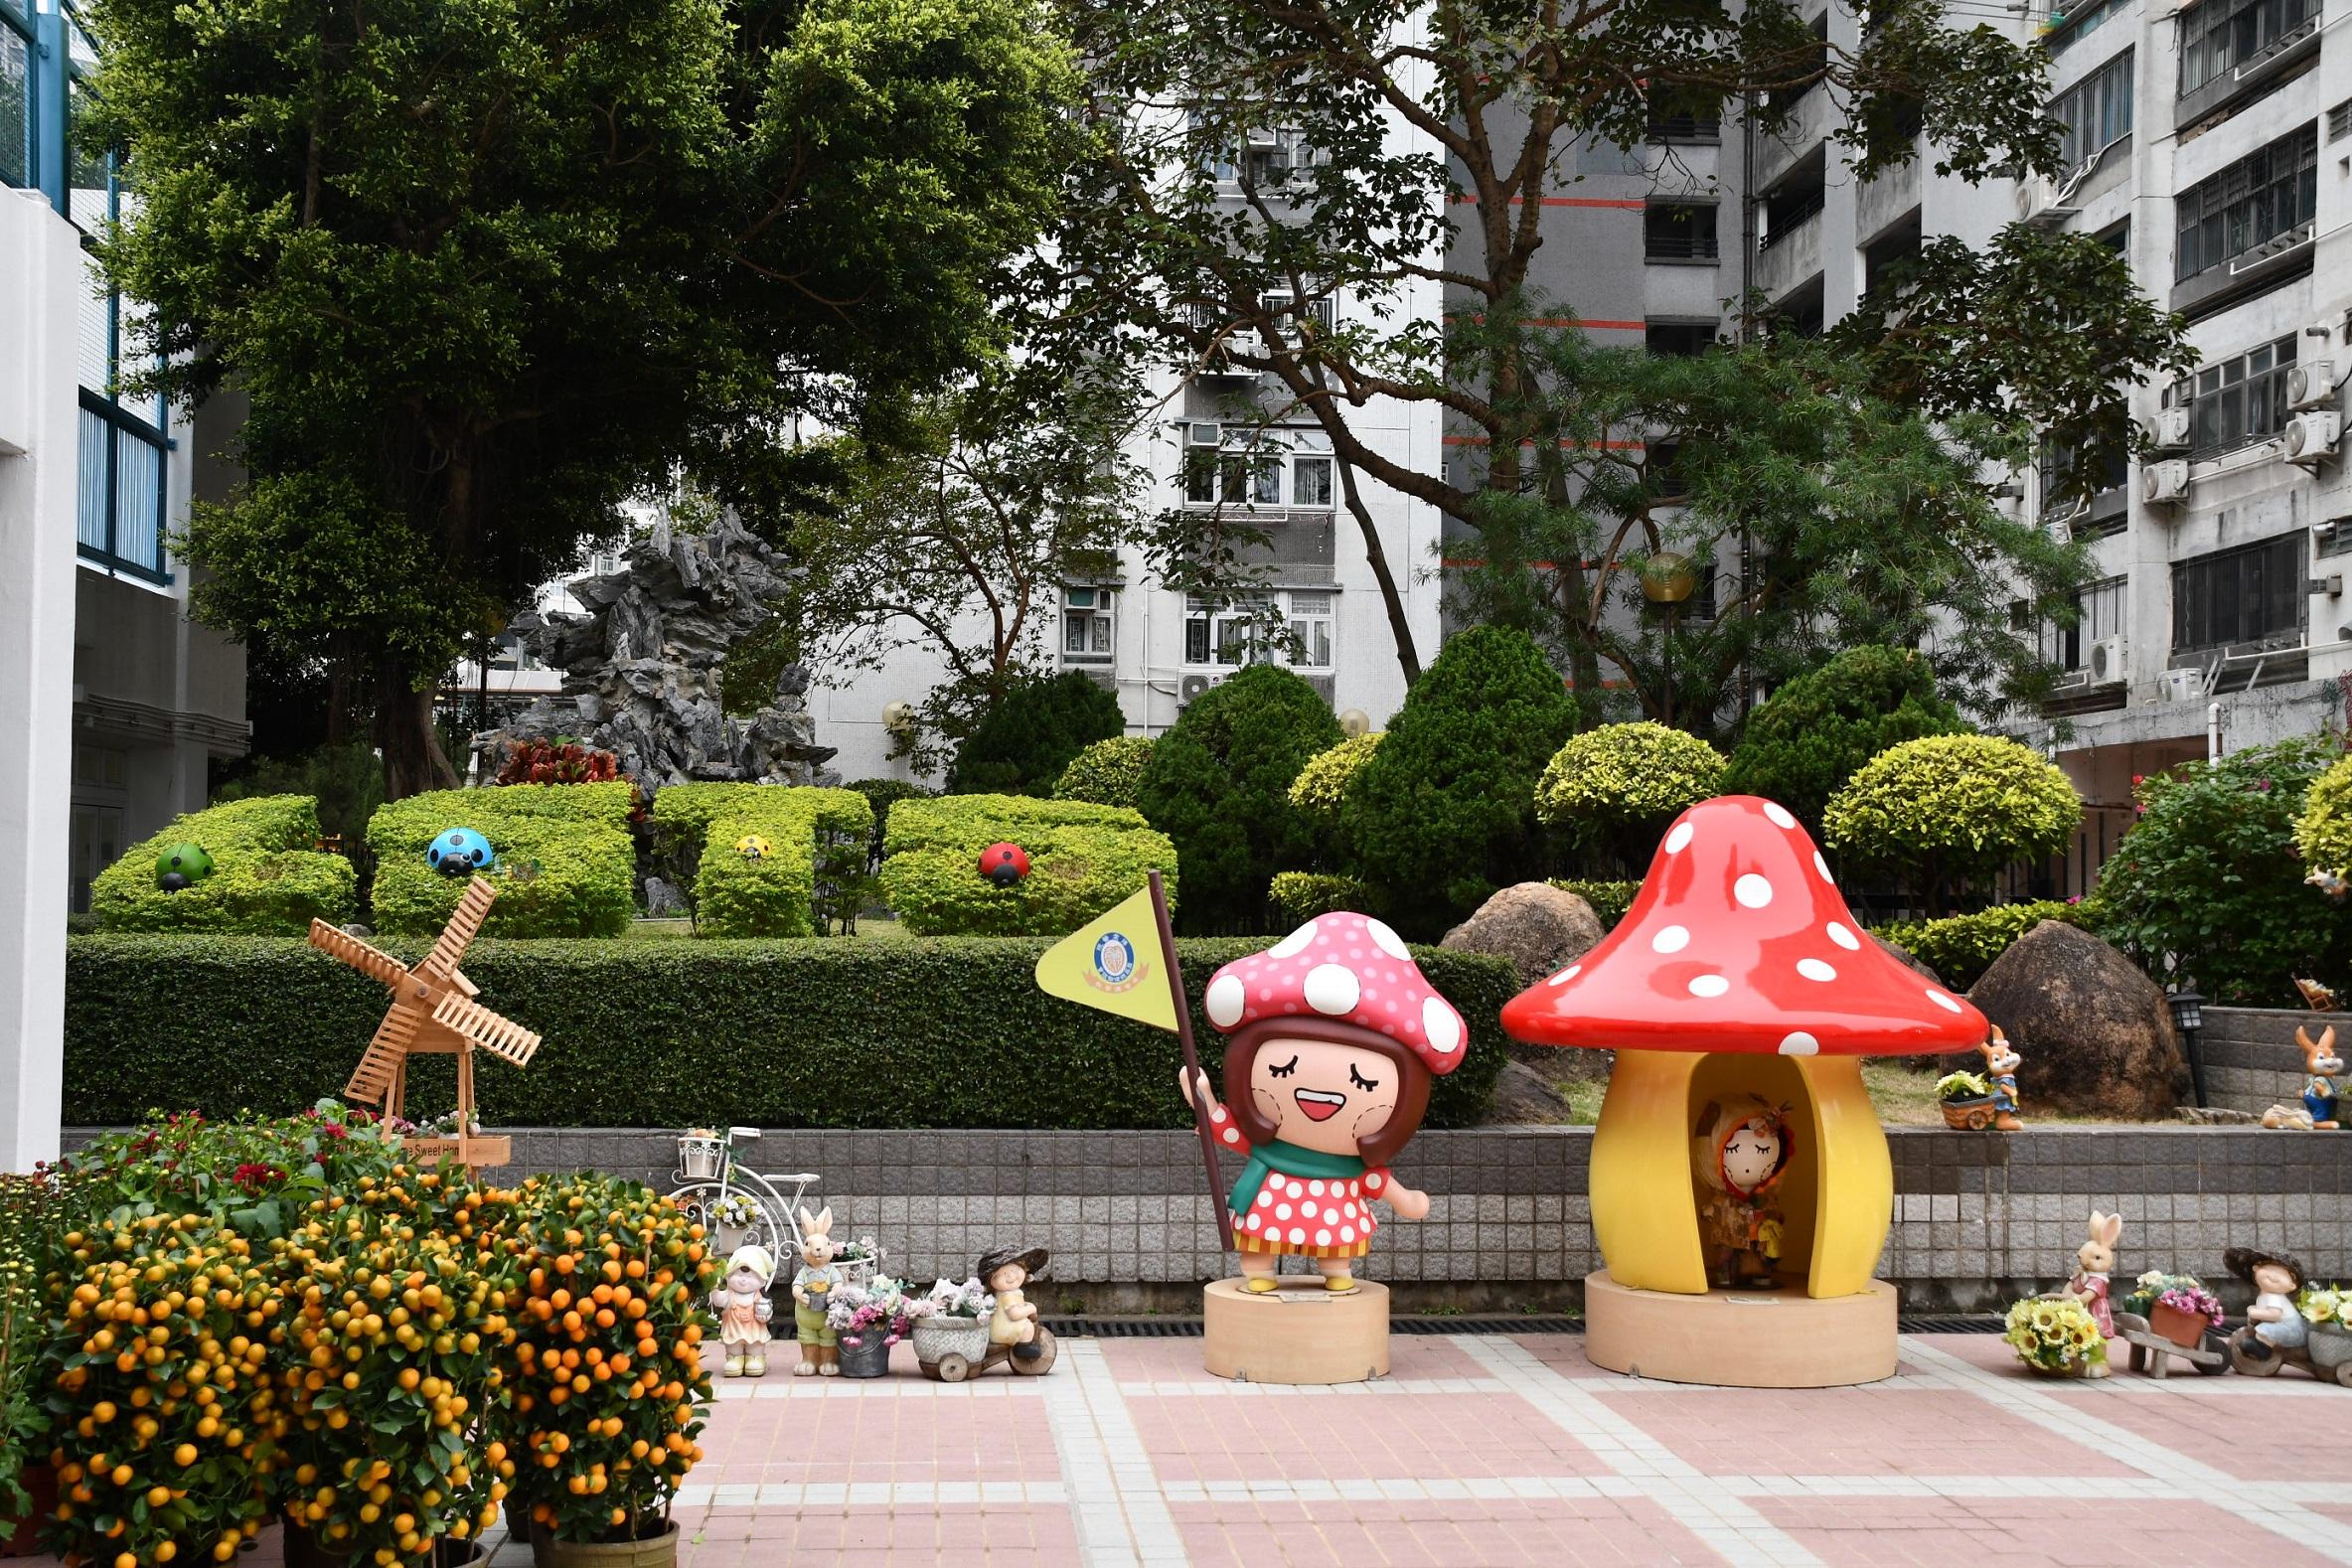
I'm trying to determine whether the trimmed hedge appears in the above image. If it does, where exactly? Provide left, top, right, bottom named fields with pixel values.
left=648, top=784, right=874, bottom=937
left=1268, top=871, right=1381, bottom=926
left=1053, top=736, right=1156, bottom=809
left=90, top=795, right=357, bottom=933
left=1549, top=879, right=1641, bottom=928
left=1875, top=900, right=2075, bottom=991
left=62, top=935, right=1513, bottom=1130
left=879, top=794, right=1179, bottom=936
left=367, top=783, right=638, bottom=937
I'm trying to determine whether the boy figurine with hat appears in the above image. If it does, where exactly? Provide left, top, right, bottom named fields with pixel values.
left=979, top=1245, right=1050, bottom=1362
left=2226, top=1246, right=2308, bottom=1361
left=1178, top=912, right=1466, bottom=1294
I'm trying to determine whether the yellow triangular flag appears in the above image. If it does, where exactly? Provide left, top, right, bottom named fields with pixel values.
left=1033, top=885, right=1178, bottom=1031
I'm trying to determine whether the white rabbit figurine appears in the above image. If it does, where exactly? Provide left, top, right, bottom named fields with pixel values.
left=790, top=1206, right=843, bottom=1376
left=2063, top=1209, right=2122, bottom=1376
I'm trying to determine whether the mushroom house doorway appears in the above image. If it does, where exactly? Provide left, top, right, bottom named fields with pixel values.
left=1501, top=795, right=1991, bottom=1387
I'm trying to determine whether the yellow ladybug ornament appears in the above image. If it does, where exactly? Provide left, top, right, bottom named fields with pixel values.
left=735, top=835, right=772, bottom=861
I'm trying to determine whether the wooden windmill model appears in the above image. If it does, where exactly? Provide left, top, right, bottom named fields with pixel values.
left=308, top=876, right=542, bottom=1170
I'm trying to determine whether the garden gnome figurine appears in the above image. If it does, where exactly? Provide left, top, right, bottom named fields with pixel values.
left=2226, top=1247, right=2308, bottom=1363
left=1979, top=1027, right=2023, bottom=1131
left=1180, top=912, right=1465, bottom=1293
left=979, top=1245, right=1050, bottom=1363
left=1691, top=1097, right=1792, bottom=1290
left=711, top=1244, right=776, bottom=1378
left=791, top=1206, right=843, bottom=1377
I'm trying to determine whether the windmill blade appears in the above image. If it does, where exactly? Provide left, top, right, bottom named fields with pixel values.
left=419, top=878, right=499, bottom=983
left=430, top=993, right=543, bottom=1069
left=346, top=1006, right=419, bottom=1102
left=446, top=968, right=481, bottom=1000
left=308, top=920, right=410, bottom=990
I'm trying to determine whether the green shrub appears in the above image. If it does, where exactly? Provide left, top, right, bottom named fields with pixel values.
left=1822, top=734, right=2082, bottom=909
left=949, top=671, right=1127, bottom=795
left=2086, top=736, right=2352, bottom=1006
left=1548, top=879, right=1641, bottom=927
left=1134, top=664, right=1342, bottom=932
left=1268, top=871, right=1382, bottom=926
left=879, top=793, right=1180, bottom=935
left=212, top=740, right=388, bottom=849
left=1875, top=900, right=2075, bottom=990
left=2292, top=751, right=2352, bottom=878
left=649, top=784, right=875, bottom=937
left=1054, top=736, right=1157, bottom=809
left=1346, top=626, right=1577, bottom=935
left=62, top=935, right=1514, bottom=1130
left=90, top=794, right=357, bottom=933
left=1722, top=647, right=1967, bottom=832
left=1535, top=721, right=1724, bottom=872
left=844, top=777, right=935, bottom=875
left=1288, top=733, right=1381, bottom=832
left=367, top=783, right=637, bottom=937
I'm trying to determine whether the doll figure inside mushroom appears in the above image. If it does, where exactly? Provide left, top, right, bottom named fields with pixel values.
left=1178, top=912, right=1461, bottom=1292
left=1502, top=795, right=1990, bottom=1303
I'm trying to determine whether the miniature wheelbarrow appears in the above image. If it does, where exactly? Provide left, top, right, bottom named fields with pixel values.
left=2112, top=1311, right=2228, bottom=1378
left=909, top=1316, right=1059, bottom=1382
left=2226, top=1323, right=2352, bottom=1386
left=1940, top=1094, right=1998, bottom=1131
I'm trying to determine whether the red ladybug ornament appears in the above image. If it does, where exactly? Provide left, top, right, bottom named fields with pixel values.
left=979, top=842, right=1030, bottom=886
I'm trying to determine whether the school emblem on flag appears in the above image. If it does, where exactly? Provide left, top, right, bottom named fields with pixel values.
left=1034, top=886, right=1179, bottom=1031
left=1089, top=931, right=1144, bottom=994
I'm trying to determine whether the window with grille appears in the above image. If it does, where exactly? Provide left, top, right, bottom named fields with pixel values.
left=2179, top=0, right=2315, bottom=95
left=2171, top=534, right=2304, bottom=654
left=2169, top=334, right=2296, bottom=456
left=1645, top=201, right=1719, bottom=260
left=1646, top=321, right=1719, bottom=357
left=1180, top=426, right=1337, bottom=510
left=1184, top=590, right=1333, bottom=670
left=2173, top=126, right=2316, bottom=282
left=2050, top=50, right=2132, bottom=170
left=1061, top=586, right=1116, bottom=665
left=2041, top=575, right=2128, bottom=669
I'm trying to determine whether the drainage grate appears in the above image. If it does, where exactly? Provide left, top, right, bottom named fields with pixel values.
left=1046, top=1314, right=2005, bottom=1337
left=1897, top=1315, right=2005, bottom=1334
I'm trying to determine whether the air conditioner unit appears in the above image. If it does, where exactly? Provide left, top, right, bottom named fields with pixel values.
left=2162, top=668, right=2206, bottom=703
left=1187, top=422, right=1221, bottom=446
left=1178, top=674, right=1213, bottom=705
left=2088, top=635, right=2129, bottom=686
left=2141, top=458, right=2191, bottom=504
left=2153, top=407, right=2192, bottom=450
left=2285, top=410, right=2342, bottom=466
left=2288, top=362, right=2337, bottom=410
left=1244, top=126, right=1280, bottom=151
left=2019, top=173, right=2080, bottom=230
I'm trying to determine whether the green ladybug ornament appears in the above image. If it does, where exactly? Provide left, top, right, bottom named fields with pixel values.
left=155, top=843, right=214, bottom=892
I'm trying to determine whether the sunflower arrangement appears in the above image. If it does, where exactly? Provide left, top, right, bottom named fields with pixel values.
left=506, top=1176, right=714, bottom=1547
left=269, top=1169, right=521, bottom=1565
left=2002, top=1295, right=2108, bottom=1375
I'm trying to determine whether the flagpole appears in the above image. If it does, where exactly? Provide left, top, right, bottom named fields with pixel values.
left=1150, top=869, right=1235, bottom=1252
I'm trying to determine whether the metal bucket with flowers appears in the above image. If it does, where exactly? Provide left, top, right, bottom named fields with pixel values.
left=2003, top=1295, right=2108, bottom=1378
left=828, top=1277, right=912, bottom=1377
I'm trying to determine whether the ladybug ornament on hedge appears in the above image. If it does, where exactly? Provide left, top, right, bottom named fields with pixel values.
left=427, top=827, right=496, bottom=876
left=155, top=843, right=214, bottom=892
left=736, top=834, right=772, bottom=861
left=980, top=842, right=1030, bottom=887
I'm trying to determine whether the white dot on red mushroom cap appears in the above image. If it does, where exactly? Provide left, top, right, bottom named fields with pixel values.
left=1814, top=851, right=1833, bottom=881
left=1928, top=989, right=1964, bottom=1013
left=1305, top=963, right=1360, bottom=1016
left=1205, top=975, right=1246, bottom=1027
left=1664, top=821, right=1694, bottom=854
left=1688, top=974, right=1730, bottom=998
left=1366, top=919, right=1410, bottom=960
left=1316, top=1229, right=1332, bottom=1246
left=1797, top=958, right=1837, bottom=983
left=1268, top=923, right=1318, bottom=959
left=1779, top=1031, right=1819, bottom=1055
left=1764, top=802, right=1797, bottom=829
left=1549, top=964, right=1582, bottom=986
left=1651, top=926, right=1690, bottom=954
left=1423, top=999, right=1462, bottom=1052
left=1827, top=921, right=1861, bottom=951
left=1735, top=874, right=1773, bottom=908
left=1288, top=1227, right=1305, bottom=1244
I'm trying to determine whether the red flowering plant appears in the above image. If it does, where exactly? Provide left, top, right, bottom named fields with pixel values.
left=62, top=1103, right=403, bottom=1242
left=496, top=740, right=621, bottom=787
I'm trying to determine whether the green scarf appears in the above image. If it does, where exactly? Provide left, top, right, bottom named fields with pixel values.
left=1228, top=1139, right=1366, bottom=1216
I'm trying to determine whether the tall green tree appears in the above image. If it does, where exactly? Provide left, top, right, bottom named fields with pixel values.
left=1722, top=645, right=1968, bottom=833
left=87, top=0, right=1079, bottom=794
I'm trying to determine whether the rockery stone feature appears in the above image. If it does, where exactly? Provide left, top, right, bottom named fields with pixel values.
left=482, top=511, right=838, bottom=793
left=1441, top=883, right=1606, bottom=990
left=1968, top=919, right=2191, bottom=1119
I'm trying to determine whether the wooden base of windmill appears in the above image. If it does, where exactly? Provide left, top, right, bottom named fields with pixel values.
left=1582, top=1271, right=1898, bottom=1387
left=1201, top=1278, right=1390, bottom=1384
left=377, top=1031, right=512, bottom=1172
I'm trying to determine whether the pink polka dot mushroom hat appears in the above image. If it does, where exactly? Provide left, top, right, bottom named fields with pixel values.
left=1193, top=914, right=1465, bottom=1282
left=1499, top=795, right=1990, bottom=1300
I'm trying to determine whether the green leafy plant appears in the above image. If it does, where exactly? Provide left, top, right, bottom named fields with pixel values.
left=1535, top=721, right=1724, bottom=874
left=949, top=672, right=1128, bottom=797
left=1722, top=647, right=1968, bottom=832
left=1823, top=734, right=2081, bottom=912
left=63, top=936, right=1516, bottom=1131
left=1053, top=737, right=1158, bottom=810
left=648, top=785, right=875, bottom=937
left=1875, top=900, right=2074, bottom=990
left=1547, top=879, right=1640, bottom=928
left=90, top=795, right=357, bottom=934
left=1936, top=1071, right=1991, bottom=1104
left=1134, top=664, right=1341, bottom=932
left=1345, top=626, right=1578, bottom=934
left=368, top=784, right=638, bottom=937
left=877, top=794, right=1177, bottom=935
left=1286, top=734, right=1381, bottom=835
left=842, top=780, right=936, bottom=879
left=1267, top=872, right=1381, bottom=926
left=2292, top=752, right=2352, bottom=884
left=2085, top=736, right=2352, bottom=1006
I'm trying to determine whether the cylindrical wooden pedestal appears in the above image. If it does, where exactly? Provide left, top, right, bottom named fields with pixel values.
left=1582, top=1269, right=1898, bottom=1387
left=1201, top=1278, right=1389, bottom=1384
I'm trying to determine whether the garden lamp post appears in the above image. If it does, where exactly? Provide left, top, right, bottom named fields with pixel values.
left=2167, top=987, right=2208, bottom=1108
left=1641, top=552, right=1697, bottom=728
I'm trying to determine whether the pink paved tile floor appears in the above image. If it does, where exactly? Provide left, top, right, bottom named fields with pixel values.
left=18, top=1333, right=2352, bottom=1567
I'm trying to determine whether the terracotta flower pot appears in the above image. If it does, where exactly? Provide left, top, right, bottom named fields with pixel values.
left=2149, top=1301, right=2210, bottom=1348
left=533, top=1518, right=679, bottom=1568
left=0, top=1463, right=58, bottom=1559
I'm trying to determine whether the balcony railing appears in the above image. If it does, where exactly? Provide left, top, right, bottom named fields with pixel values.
left=1645, top=232, right=1720, bottom=261
left=1759, top=193, right=1825, bottom=251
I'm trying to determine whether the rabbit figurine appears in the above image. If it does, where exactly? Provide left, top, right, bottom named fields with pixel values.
left=2063, top=1209, right=2122, bottom=1374
left=2296, top=1024, right=2342, bottom=1129
left=1977, top=1027, right=2023, bottom=1132
left=789, top=1205, right=843, bottom=1377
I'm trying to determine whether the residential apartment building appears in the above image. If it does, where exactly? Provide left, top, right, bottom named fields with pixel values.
left=3, top=0, right=248, bottom=947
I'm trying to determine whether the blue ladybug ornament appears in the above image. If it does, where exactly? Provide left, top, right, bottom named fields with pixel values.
left=427, top=827, right=496, bottom=876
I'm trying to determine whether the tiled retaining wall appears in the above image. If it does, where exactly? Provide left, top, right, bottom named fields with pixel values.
left=2203, top=1007, right=2351, bottom=1116
left=187, top=1123, right=2346, bottom=1315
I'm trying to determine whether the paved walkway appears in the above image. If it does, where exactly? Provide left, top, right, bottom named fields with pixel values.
left=26, top=1333, right=2352, bottom=1567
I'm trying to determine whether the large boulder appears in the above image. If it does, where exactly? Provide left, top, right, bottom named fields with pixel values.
left=1967, top=920, right=2189, bottom=1119
left=1441, top=882, right=1606, bottom=990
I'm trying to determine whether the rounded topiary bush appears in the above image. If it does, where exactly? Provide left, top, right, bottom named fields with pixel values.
left=1054, top=735, right=1157, bottom=809
left=1722, top=646, right=1967, bottom=832
left=949, top=671, right=1127, bottom=796
left=1134, top=664, right=1342, bottom=932
left=2293, top=750, right=2352, bottom=879
left=1535, top=721, right=1724, bottom=871
left=1288, top=733, right=1381, bottom=831
left=1823, top=733, right=2082, bottom=909
left=1345, top=625, right=1577, bottom=935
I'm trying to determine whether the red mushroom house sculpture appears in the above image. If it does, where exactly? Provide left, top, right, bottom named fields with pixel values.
left=1500, top=795, right=1988, bottom=1385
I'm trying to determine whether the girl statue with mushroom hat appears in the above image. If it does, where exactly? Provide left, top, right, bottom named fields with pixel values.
left=1177, top=912, right=1467, bottom=1293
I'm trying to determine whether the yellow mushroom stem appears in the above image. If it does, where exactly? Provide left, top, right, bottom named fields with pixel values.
left=1587, top=1047, right=1892, bottom=1299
